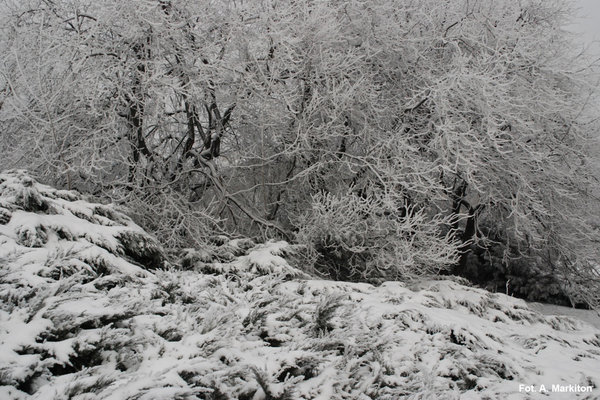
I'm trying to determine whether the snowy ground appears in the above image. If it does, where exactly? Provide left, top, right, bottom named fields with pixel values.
left=528, top=303, right=600, bottom=330
left=1, top=171, right=599, bottom=400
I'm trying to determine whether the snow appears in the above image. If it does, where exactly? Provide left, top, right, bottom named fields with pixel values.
left=1, top=171, right=599, bottom=399
left=529, top=302, right=600, bottom=330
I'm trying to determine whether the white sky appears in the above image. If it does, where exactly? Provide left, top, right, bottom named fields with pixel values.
left=568, top=0, right=600, bottom=47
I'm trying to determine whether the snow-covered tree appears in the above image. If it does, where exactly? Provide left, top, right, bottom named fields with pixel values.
left=1, top=0, right=599, bottom=299
left=0, top=0, right=243, bottom=247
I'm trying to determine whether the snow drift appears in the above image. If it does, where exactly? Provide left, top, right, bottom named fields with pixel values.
left=0, top=171, right=599, bottom=399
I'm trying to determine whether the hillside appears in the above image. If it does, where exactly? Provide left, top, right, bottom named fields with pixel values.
left=1, top=171, right=599, bottom=399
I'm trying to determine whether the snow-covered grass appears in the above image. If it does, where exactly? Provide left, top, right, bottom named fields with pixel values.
left=1, top=171, right=599, bottom=399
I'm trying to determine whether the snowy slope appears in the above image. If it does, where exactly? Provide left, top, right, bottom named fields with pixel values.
left=1, top=171, right=599, bottom=400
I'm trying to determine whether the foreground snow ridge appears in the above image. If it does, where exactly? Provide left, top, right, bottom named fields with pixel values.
left=0, top=171, right=599, bottom=399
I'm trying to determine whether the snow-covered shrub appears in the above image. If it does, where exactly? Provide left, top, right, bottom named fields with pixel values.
left=0, top=170, right=166, bottom=272
left=177, top=237, right=309, bottom=279
left=12, top=177, right=48, bottom=213
left=1, top=172, right=600, bottom=399
left=116, top=231, right=164, bottom=270
left=295, top=191, right=458, bottom=282
left=15, top=224, right=48, bottom=248
left=458, top=223, right=600, bottom=308
left=0, top=207, right=11, bottom=225
left=313, top=293, right=346, bottom=335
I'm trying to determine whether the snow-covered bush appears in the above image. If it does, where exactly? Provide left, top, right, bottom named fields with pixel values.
left=295, top=191, right=458, bottom=282
left=1, top=172, right=600, bottom=399
left=178, top=237, right=309, bottom=279
left=0, top=170, right=166, bottom=273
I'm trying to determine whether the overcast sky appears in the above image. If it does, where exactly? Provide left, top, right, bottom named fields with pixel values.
left=569, top=0, right=600, bottom=47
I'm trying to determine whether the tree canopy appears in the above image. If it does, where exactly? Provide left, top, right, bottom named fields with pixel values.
left=1, top=0, right=599, bottom=305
